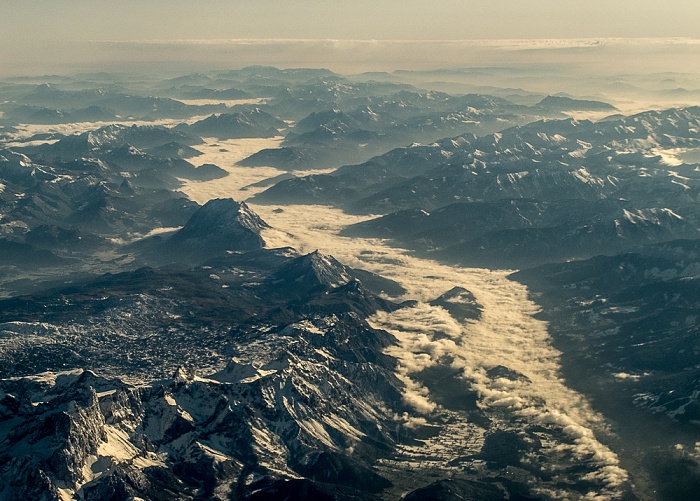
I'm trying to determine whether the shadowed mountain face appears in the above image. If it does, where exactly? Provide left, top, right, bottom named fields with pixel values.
left=163, top=198, right=269, bottom=261
left=21, top=123, right=203, bottom=159
left=3, top=104, right=121, bottom=124
left=0, top=247, right=399, bottom=380
left=14, top=123, right=228, bottom=188
left=240, top=92, right=545, bottom=170
left=179, top=108, right=287, bottom=139
left=0, top=146, right=201, bottom=286
left=513, top=240, right=700, bottom=427
left=534, top=95, right=618, bottom=112
left=4, top=83, right=228, bottom=121
left=512, top=241, right=700, bottom=501
left=256, top=108, right=700, bottom=214
left=145, top=141, right=203, bottom=159
left=303, top=108, right=700, bottom=269
left=345, top=200, right=696, bottom=268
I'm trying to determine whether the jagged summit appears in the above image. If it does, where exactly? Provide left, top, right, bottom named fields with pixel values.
left=268, top=250, right=353, bottom=293
left=0, top=149, right=46, bottom=184
left=183, top=109, right=286, bottom=139
left=173, top=198, right=268, bottom=237
left=24, top=123, right=202, bottom=160
left=145, top=141, right=203, bottom=159
left=300, top=250, right=353, bottom=287
left=167, top=198, right=268, bottom=259
left=294, top=109, right=364, bottom=134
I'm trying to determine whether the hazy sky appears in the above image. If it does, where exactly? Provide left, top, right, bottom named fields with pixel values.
left=1, top=1, right=699, bottom=76
left=4, top=0, right=700, bottom=41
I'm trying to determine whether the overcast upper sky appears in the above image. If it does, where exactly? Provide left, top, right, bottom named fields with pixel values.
left=1, top=1, right=699, bottom=76
left=4, top=0, right=700, bottom=41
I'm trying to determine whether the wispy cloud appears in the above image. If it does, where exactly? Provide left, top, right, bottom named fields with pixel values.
left=5, top=37, right=700, bottom=78
left=95, top=37, right=700, bottom=48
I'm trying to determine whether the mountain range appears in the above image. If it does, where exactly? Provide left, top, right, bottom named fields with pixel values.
left=1, top=67, right=699, bottom=500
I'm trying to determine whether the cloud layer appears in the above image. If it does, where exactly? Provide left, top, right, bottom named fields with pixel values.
left=4, top=37, right=700, bottom=80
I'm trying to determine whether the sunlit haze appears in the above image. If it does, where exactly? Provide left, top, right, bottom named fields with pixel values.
left=2, top=1, right=699, bottom=77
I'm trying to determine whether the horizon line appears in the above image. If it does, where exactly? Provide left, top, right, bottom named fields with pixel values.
left=92, top=37, right=700, bottom=45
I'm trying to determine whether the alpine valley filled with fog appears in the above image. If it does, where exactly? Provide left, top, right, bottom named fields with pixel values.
left=1, top=57, right=700, bottom=501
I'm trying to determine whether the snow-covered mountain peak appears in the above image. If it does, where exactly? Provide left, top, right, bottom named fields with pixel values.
left=294, top=250, right=353, bottom=288
left=168, top=198, right=268, bottom=250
